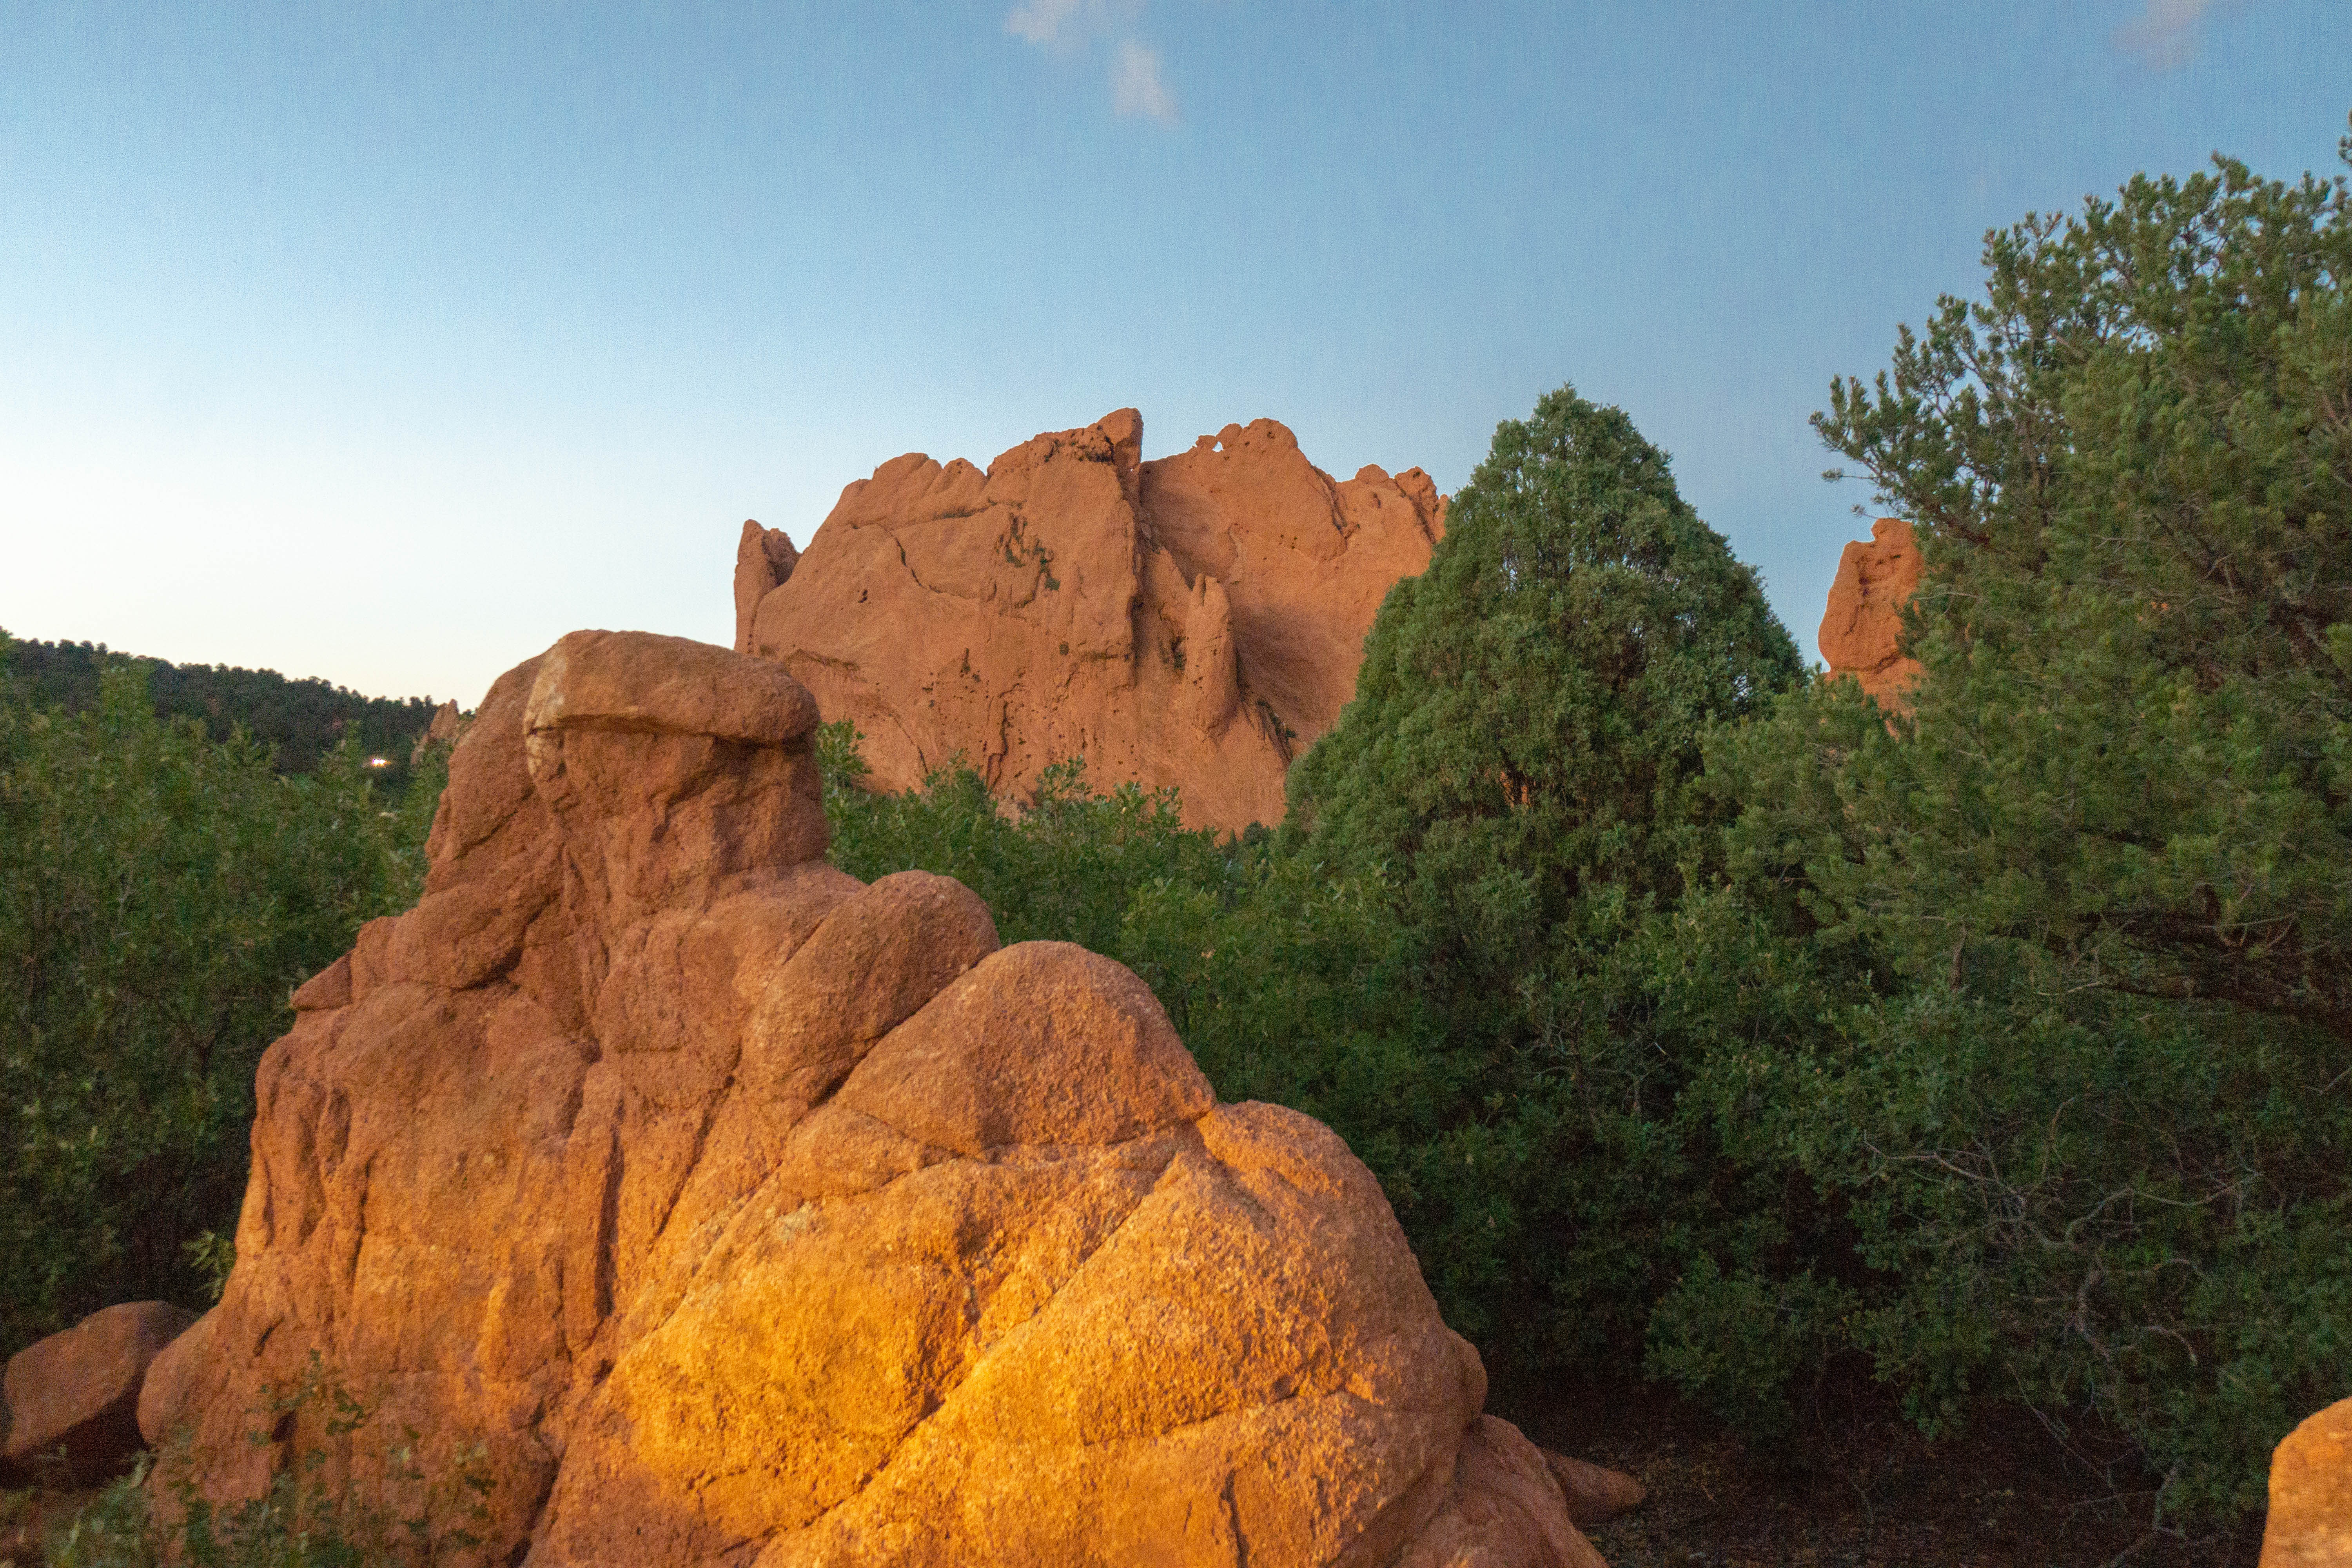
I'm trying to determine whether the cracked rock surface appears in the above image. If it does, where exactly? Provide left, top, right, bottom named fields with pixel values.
left=741, top=408, right=1446, bottom=832
left=137, top=630, right=1599, bottom=1568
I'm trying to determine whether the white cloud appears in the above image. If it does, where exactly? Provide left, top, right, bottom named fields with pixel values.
left=1005, top=0, right=1088, bottom=47
left=1007, top=3, right=1177, bottom=125
left=2112, top=0, right=2224, bottom=70
left=1110, top=39, right=1177, bottom=122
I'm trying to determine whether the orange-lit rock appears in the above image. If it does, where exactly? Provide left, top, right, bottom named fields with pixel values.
left=734, top=520, right=801, bottom=654
left=2262, top=1397, right=2352, bottom=1567
left=3, top=1301, right=196, bottom=1485
left=1817, top=517, right=1923, bottom=710
left=141, top=630, right=1597, bottom=1568
left=744, top=410, right=1444, bottom=831
left=409, top=698, right=461, bottom=765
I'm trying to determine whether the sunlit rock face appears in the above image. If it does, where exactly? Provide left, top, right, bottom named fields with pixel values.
left=140, top=629, right=1601, bottom=1568
left=739, top=409, right=1446, bottom=833
left=1817, top=516, right=1924, bottom=710
left=2262, top=1397, right=2352, bottom=1568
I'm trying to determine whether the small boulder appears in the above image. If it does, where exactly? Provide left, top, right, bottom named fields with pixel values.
left=3, top=1302, right=198, bottom=1484
left=2262, top=1396, right=2352, bottom=1567
left=1539, top=1450, right=1645, bottom=1527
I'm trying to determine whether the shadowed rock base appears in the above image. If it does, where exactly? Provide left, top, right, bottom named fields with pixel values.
left=2, top=1302, right=197, bottom=1486
left=138, top=630, right=1599, bottom=1567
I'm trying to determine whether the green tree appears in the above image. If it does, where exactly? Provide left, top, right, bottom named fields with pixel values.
left=5, top=636, right=443, bottom=795
left=1724, top=129, right=2352, bottom=1514
left=1280, top=385, right=1815, bottom=1379
left=0, top=642, right=421, bottom=1352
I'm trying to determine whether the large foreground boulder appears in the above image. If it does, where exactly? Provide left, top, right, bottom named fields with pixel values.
left=140, top=630, right=1598, bottom=1567
left=2, top=1301, right=196, bottom=1485
left=740, top=410, right=1445, bottom=831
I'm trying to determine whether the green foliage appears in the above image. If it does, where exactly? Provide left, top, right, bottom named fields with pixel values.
left=5, top=637, right=443, bottom=798
left=819, top=722, right=1232, bottom=955
left=1721, top=131, right=2352, bottom=1514
left=43, top=1355, right=492, bottom=1568
left=184, top=1230, right=237, bottom=1306
left=1812, top=144, right=2352, bottom=1039
left=0, top=649, right=436, bottom=1355
left=1278, top=385, right=1815, bottom=1382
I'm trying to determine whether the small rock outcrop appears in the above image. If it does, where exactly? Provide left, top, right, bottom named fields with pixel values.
left=409, top=698, right=462, bottom=765
left=2262, top=1397, right=2352, bottom=1566
left=734, top=520, right=802, bottom=654
left=741, top=410, right=1445, bottom=831
left=1817, top=516, right=1923, bottom=709
left=1539, top=1452, right=1644, bottom=1528
left=3, top=1301, right=196, bottom=1485
left=139, top=629, right=1599, bottom=1567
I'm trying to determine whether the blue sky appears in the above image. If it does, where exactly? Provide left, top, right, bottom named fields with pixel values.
left=2, top=1, right=2345, bottom=704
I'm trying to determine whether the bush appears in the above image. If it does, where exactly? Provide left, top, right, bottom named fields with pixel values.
left=818, top=722, right=1233, bottom=955
left=0, top=641, right=431, bottom=1355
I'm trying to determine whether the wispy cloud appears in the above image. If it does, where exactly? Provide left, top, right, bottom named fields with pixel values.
left=1005, top=0, right=1088, bottom=48
left=1111, top=40, right=1178, bottom=123
left=1006, top=1, right=1176, bottom=124
left=2112, top=0, right=2225, bottom=70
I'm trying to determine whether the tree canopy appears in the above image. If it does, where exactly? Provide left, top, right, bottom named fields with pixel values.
left=1721, top=132, right=2352, bottom=1514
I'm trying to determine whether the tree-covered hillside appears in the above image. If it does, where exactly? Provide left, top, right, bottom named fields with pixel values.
left=7, top=637, right=444, bottom=791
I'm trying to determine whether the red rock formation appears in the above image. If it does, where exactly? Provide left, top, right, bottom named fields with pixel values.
left=733, top=520, right=801, bottom=654
left=743, top=410, right=1444, bottom=831
left=1540, top=1452, right=1645, bottom=1528
left=1817, top=517, right=1924, bottom=709
left=2262, top=1397, right=2352, bottom=1567
left=409, top=697, right=462, bottom=765
left=2, top=1302, right=196, bottom=1485
left=138, top=630, right=1599, bottom=1568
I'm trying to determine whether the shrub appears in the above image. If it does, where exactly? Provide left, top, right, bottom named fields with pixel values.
left=818, top=722, right=1232, bottom=955
left=0, top=642, right=428, bottom=1354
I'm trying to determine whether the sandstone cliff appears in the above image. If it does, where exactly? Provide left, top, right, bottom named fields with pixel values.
left=1817, top=517, right=1923, bottom=709
left=738, top=410, right=1445, bottom=831
left=139, top=630, right=1599, bottom=1568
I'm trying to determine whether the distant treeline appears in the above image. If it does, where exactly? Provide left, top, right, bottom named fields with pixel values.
left=5, top=637, right=444, bottom=786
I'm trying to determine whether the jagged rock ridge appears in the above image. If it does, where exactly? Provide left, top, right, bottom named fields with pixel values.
left=738, top=410, right=1445, bottom=831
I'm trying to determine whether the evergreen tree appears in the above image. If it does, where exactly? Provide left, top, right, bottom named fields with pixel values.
left=1724, top=129, right=2352, bottom=1514
left=1282, top=385, right=1811, bottom=1368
